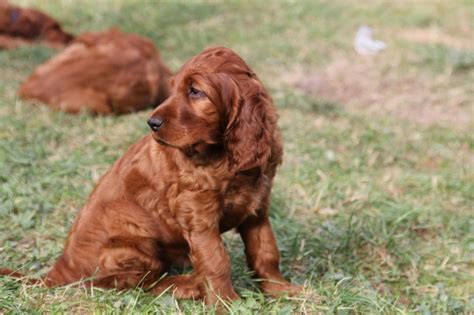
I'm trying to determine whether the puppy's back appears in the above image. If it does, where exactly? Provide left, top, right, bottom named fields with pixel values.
left=19, top=29, right=171, bottom=114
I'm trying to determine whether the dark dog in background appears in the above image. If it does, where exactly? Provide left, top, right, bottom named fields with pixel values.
left=1, top=47, right=301, bottom=304
left=0, top=0, right=73, bottom=49
left=19, top=29, right=172, bottom=114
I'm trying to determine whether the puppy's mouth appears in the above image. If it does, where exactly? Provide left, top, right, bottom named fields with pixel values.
left=151, top=133, right=179, bottom=149
left=151, top=133, right=218, bottom=158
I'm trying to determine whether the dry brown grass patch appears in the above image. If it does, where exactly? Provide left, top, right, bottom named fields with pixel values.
left=398, top=28, right=473, bottom=51
left=287, top=54, right=473, bottom=130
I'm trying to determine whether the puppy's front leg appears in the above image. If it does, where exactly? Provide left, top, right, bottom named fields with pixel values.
left=175, top=194, right=238, bottom=304
left=238, top=213, right=302, bottom=296
left=184, top=228, right=238, bottom=304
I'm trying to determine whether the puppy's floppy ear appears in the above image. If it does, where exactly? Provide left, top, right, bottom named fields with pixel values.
left=219, top=73, right=273, bottom=174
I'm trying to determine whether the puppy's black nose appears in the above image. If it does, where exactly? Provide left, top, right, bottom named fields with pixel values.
left=147, top=117, right=164, bottom=131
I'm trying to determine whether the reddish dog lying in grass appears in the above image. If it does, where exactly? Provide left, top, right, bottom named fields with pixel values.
left=19, top=29, right=171, bottom=115
left=0, top=0, right=73, bottom=49
left=1, top=47, right=301, bottom=304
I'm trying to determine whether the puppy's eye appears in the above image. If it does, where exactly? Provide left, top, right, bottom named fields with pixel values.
left=188, top=86, right=206, bottom=98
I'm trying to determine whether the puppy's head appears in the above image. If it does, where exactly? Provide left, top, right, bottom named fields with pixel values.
left=4, top=6, right=73, bottom=44
left=148, top=46, right=277, bottom=173
left=42, top=21, right=74, bottom=44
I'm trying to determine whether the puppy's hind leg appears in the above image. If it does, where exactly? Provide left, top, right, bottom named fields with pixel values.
left=93, top=235, right=166, bottom=290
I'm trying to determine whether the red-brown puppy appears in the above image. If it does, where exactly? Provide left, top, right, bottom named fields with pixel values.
left=0, top=0, right=73, bottom=49
left=1, top=47, right=300, bottom=304
left=19, top=29, right=171, bottom=115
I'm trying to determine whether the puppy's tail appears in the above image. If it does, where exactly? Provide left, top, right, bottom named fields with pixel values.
left=0, top=268, right=43, bottom=285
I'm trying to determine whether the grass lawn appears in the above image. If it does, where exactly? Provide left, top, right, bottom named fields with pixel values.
left=0, top=0, right=473, bottom=313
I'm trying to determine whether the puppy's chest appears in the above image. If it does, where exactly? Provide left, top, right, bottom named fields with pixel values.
left=177, top=170, right=262, bottom=215
left=129, top=166, right=267, bottom=231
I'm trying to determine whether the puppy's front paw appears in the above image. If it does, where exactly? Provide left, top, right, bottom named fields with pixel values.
left=205, top=288, right=240, bottom=304
left=261, top=280, right=303, bottom=297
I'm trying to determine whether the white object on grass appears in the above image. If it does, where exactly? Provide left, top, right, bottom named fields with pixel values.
left=354, top=26, right=387, bottom=55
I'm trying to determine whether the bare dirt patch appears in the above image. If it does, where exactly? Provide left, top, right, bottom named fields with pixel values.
left=398, top=28, right=473, bottom=51
left=287, top=54, right=473, bottom=130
